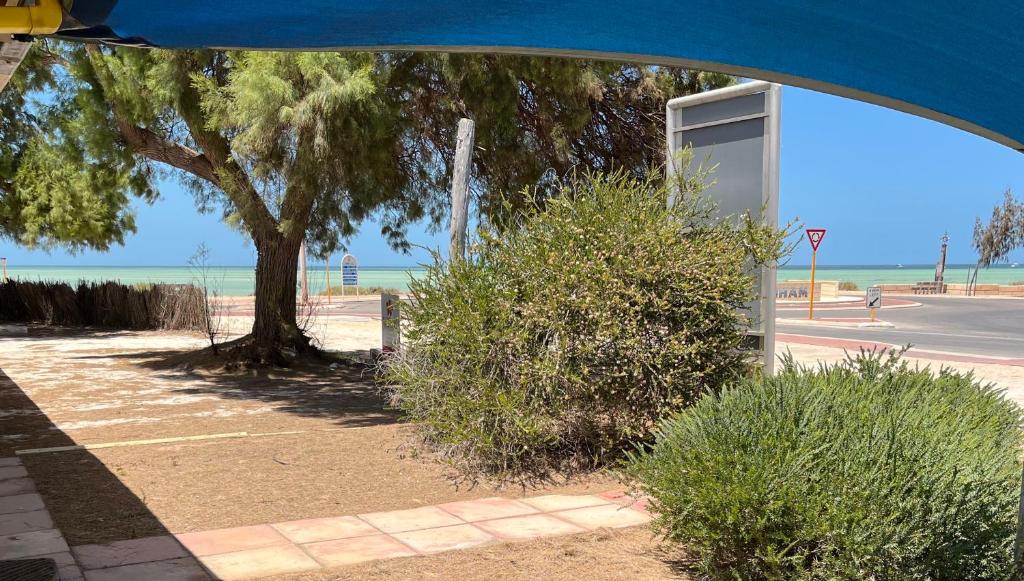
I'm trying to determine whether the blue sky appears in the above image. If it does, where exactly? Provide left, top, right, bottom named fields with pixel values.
left=4, top=85, right=1024, bottom=267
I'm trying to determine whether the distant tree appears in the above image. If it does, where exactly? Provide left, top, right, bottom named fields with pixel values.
left=974, top=190, right=1024, bottom=267
left=1, top=42, right=732, bottom=363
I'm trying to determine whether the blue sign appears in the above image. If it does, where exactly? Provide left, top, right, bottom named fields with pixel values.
left=341, top=254, right=358, bottom=287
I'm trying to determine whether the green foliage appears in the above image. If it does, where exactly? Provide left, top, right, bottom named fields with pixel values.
left=391, top=54, right=733, bottom=222
left=1, top=42, right=733, bottom=256
left=974, top=190, right=1024, bottom=267
left=628, top=350, right=1024, bottom=580
left=383, top=166, right=787, bottom=479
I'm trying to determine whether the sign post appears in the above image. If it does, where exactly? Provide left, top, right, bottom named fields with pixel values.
left=381, top=293, right=401, bottom=353
left=341, top=254, right=358, bottom=297
left=866, top=286, right=882, bottom=322
left=805, top=229, right=826, bottom=320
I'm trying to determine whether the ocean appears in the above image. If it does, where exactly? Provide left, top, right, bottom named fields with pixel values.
left=1, top=264, right=1021, bottom=296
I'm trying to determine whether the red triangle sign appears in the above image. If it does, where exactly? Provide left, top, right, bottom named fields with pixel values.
left=806, top=228, right=826, bottom=252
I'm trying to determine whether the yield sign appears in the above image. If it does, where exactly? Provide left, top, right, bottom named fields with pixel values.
left=806, top=228, right=826, bottom=252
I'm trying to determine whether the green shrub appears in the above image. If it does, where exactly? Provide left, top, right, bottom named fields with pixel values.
left=628, top=350, right=1024, bottom=580
left=838, top=280, right=859, bottom=291
left=383, top=168, right=787, bottom=479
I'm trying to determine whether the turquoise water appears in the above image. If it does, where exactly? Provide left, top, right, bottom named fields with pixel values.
left=777, top=264, right=1024, bottom=288
left=2, top=264, right=1021, bottom=296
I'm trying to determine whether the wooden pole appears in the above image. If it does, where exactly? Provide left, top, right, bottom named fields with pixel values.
left=325, top=255, right=331, bottom=304
left=808, top=249, right=817, bottom=320
left=1, top=257, right=6, bottom=283
left=299, top=240, right=309, bottom=305
left=449, top=118, right=475, bottom=261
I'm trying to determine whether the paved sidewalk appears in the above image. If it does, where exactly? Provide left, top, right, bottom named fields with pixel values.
left=65, top=490, right=651, bottom=580
left=0, top=456, right=81, bottom=580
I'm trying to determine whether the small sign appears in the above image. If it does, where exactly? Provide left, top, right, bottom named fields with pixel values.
left=381, top=293, right=401, bottom=353
left=341, top=254, right=358, bottom=286
left=866, top=286, right=882, bottom=309
left=806, top=228, right=826, bottom=252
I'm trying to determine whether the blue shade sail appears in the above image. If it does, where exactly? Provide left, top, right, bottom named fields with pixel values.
left=60, top=0, right=1024, bottom=151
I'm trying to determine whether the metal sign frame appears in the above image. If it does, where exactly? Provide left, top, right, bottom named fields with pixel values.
left=666, top=81, right=781, bottom=373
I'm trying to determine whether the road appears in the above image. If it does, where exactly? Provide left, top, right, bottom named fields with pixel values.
left=285, top=294, right=1023, bottom=359
left=777, top=296, right=1024, bottom=358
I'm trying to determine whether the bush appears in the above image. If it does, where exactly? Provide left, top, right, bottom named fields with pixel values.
left=383, top=169, right=787, bottom=479
left=628, top=351, right=1023, bottom=580
left=838, top=280, right=859, bottom=291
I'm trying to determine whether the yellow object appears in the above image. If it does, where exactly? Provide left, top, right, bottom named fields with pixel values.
left=0, top=0, right=62, bottom=35
left=808, top=249, right=817, bottom=320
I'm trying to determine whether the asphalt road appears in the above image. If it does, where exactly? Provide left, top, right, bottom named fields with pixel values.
left=323, top=295, right=1023, bottom=359
left=777, top=296, right=1024, bottom=358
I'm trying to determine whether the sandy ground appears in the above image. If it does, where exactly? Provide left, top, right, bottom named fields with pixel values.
left=1, top=317, right=1019, bottom=579
left=0, top=324, right=617, bottom=549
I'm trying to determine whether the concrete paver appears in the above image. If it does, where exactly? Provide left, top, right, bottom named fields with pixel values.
left=271, top=515, right=379, bottom=544
left=0, top=465, right=28, bottom=480
left=0, top=509, right=53, bottom=535
left=0, top=528, right=69, bottom=559
left=0, top=492, right=45, bottom=514
left=520, top=494, right=609, bottom=512
left=553, top=504, right=653, bottom=530
left=359, top=505, right=464, bottom=533
left=0, top=476, right=36, bottom=496
left=199, top=544, right=319, bottom=580
left=392, top=523, right=495, bottom=553
left=473, top=513, right=587, bottom=540
left=81, top=557, right=210, bottom=581
left=176, top=524, right=289, bottom=557
left=302, top=534, right=418, bottom=567
left=439, top=497, right=539, bottom=522
left=67, top=491, right=648, bottom=580
left=74, top=535, right=189, bottom=570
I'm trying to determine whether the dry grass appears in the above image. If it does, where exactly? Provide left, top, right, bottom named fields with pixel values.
left=0, top=279, right=207, bottom=330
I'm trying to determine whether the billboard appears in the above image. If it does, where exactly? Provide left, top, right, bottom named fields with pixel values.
left=666, top=81, right=781, bottom=372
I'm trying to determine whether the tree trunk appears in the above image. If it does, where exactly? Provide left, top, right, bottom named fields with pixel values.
left=250, top=234, right=311, bottom=362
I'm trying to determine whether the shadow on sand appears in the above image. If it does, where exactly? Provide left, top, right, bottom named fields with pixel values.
left=69, top=345, right=401, bottom=429
left=0, top=368, right=175, bottom=548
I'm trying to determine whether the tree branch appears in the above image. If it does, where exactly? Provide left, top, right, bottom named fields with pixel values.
left=84, top=46, right=279, bottom=242
left=113, top=120, right=220, bottom=184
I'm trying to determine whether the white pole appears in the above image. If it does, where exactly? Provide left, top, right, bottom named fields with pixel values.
left=449, top=118, right=475, bottom=261
left=299, top=241, right=309, bottom=305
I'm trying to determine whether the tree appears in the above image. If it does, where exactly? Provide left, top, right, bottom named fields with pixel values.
left=3, top=44, right=423, bottom=362
left=388, top=54, right=732, bottom=221
left=1, top=42, right=732, bottom=363
left=974, top=190, right=1024, bottom=267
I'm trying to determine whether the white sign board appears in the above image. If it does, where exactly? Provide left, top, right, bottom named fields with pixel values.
left=381, top=293, right=401, bottom=353
left=667, top=81, right=781, bottom=373
left=866, top=286, right=882, bottom=309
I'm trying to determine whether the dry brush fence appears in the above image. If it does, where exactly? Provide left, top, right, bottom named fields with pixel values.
left=0, top=279, right=208, bottom=331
